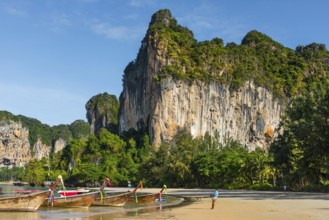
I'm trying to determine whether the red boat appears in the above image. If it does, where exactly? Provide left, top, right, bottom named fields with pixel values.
left=58, top=189, right=90, bottom=197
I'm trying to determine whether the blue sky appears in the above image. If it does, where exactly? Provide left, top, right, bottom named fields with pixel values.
left=1, top=0, right=328, bottom=126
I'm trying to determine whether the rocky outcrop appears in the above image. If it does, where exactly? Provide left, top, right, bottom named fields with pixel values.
left=119, top=10, right=287, bottom=150
left=0, top=121, right=31, bottom=167
left=54, top=138, right=67, bottom=153
left=86, top=93, right=119, bottom=135
left=33, top=139, right=51, bottom=160
left=0, top=120, right=61, bottom=167
left=156, top=79, right=285, bottom=150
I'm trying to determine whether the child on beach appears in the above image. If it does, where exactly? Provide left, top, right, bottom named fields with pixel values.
left=211, top=190, right=218, bottom=209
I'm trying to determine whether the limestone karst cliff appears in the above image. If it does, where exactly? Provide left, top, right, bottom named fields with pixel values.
left=0, top=120, right=31, bottom=167
left=0, top=111, right=87, bottom=167
left=0, top=119, right=57, bottom=167
left=119, top=9, right=291, bottom=149
left=86, top=93, right=119, bottom=135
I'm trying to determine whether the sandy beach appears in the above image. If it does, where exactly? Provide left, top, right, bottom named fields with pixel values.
left=117, top=197, right=329, bottom=220
left=107, top=188, right=329, bottom=220
left=164, top=197, right=329, bottom=220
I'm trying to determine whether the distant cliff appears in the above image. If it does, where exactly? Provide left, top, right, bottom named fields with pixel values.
left=0, top=120, right=31, bottom=167
left=0, top=111, right=90, bottom=167
left=0, top=119, right=66, bottom=167
left=119, top=9, right=327, bottom=149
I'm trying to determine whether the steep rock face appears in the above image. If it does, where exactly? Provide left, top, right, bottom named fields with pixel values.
left=0, top=121, right=31, bottom=167
left=153, top=78, right=285, bottom=149
left=54, top=138, right=67, bottom=153
left=119, top=10, right=287, bottom=149
left=33, top=139, right=51, bottom=160
left=120, top=67, right=285, bottom=150
left=0, top=120, right=57, bottom=167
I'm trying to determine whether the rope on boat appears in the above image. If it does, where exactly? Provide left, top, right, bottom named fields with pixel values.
left=59, top=176, right=67, bottom=201
left=99, top=190, right=104, bottom=202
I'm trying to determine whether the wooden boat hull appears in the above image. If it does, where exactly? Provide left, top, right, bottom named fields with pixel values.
left=42, top=192, right=97, bottom=208
left=131, top=193, right=160, bottom=203
left=93, top=192, right=131, bottom=207
left=0, top=190, right=51, bottom=212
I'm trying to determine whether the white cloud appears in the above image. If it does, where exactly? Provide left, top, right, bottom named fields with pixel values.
left=91, top=22, right=128, bottom=39
left=177, top=3, right=247, bottom=43
left=49, top=13, right=73, bottom=33
left=123, top=13, right=139, bottom=20
left=128, top=0, right=154, bottom=8
left=90, top=21, right=145, bottom=40
left=2, top=4, right=27, bottom=16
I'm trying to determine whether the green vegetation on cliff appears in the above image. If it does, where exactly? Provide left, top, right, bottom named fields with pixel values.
left=86, top=92, right=119, bottom=134
left=0, top=111, right=90, bottom=147
left=147, top=9, right=329, bottom=97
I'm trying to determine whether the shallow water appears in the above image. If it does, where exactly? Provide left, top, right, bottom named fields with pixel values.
left=0, top=197, right=184, bottom=220
left=0, top=185, right=186, bottom=220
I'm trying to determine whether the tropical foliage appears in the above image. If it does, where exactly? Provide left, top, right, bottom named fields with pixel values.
left=140, top=131, right=274, bottom=189
left=270, top=75, right=329, bottom=190
left=146, top=9, right=328, bottom=98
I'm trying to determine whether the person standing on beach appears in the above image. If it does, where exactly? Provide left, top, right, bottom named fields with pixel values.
left=211, top=190, right=219, bottom=209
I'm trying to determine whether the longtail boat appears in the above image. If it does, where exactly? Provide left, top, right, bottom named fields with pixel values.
left=42, top=191, right=97, bottom=208
left=93, top=192, right=131, bottom=207
left=92, top=178, right=132, bottom=207
left=133, top=192, right=160, bottom=203
left=0, top=190, right=51, bottom=212
left=42, top=175, right=96, bottom=208
left=131, top=181, right=167, bottom=204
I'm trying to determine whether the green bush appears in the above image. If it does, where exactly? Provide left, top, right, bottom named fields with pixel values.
left=303, top=184, right=329, bottom=193
left=249, top=183, right=273, bottom=191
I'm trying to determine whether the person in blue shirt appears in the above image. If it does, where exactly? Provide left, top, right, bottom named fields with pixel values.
left=211, top=190, right=218, bottom=209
